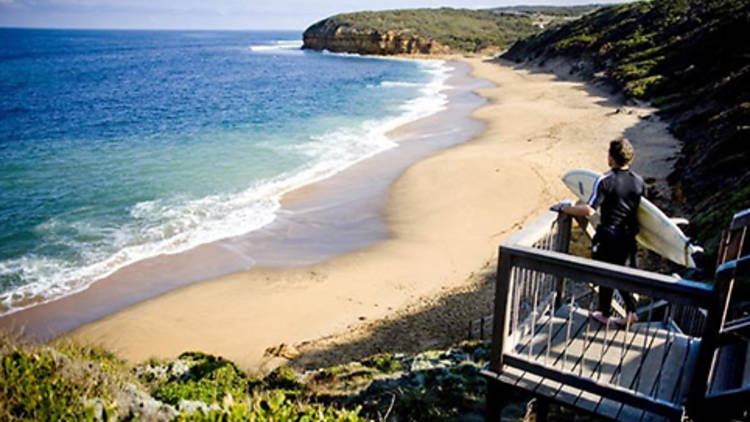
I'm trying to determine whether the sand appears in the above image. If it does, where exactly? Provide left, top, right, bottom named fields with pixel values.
left=67, top=58, right=679, bottom=373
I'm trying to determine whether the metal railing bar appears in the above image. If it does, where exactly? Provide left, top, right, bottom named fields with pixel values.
left=670, top=338, right=692, bottom=404
left=515, top=308, right=599, bottom=397
left=633, top=299, right=657, bottom=398
left=573, top=322, right=625, bottom=407
left=648, top=329, right=677, bottom=400
left=614, top=322, right=660, bottom=420
left=592, top=319, right=643, bottom=416
left=708, top=346, right=724, bottom=395
left=636, top=299, right=669, bottom=317
left=721, top=315, right=750, bottom=335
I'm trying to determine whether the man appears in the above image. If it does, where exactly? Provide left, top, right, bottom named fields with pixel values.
left=554, top=137, right=644, bottom=326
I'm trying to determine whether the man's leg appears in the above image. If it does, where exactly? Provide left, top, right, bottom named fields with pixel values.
left=597, top=287, right=614, bottom=317
left=621, top=291, right=637, bottom=314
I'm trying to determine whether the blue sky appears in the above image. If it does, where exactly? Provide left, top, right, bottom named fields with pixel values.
left=0, top=0, right=631, bottom=30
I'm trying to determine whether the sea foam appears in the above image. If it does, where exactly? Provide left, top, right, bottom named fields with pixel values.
left=249, top=40, right=303, bottom=52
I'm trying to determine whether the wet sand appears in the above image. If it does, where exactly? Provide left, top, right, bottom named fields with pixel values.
left=6, top=57, right=680, bottom=373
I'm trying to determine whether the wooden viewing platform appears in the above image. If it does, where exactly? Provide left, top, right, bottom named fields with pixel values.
left=481, top=208, right=750, bottom=421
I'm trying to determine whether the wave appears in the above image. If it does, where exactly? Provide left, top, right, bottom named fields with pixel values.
left=0, top=58, right=452, bottom=316
left=249, top=40, right=303, bottom=52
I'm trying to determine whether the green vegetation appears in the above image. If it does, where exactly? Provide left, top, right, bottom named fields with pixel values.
left=489, top=5, right=600, bottom=17
left=360, top=353, right=403, bottom=373
left=151, top=352, right=251, bottom=406
left=317, top=8, right=537, bottom=53
left=503, top=0, right=750, bottom=257
left=0, top=335, right=493, bottom=421
left=305, top=7, right=595, bottom=54
left=0, top=339, right=123, bottom=421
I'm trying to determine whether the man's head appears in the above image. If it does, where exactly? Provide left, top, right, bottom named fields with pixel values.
left=608, top=137, right=635, bottom=168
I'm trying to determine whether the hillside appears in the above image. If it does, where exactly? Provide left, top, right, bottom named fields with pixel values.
left=302, top=7, right=593, bottom=55
left=0, top=335, right=494, bottom=421
left=503, top=0, right=750, bottom=259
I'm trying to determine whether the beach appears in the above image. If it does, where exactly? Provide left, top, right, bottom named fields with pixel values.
left=32, top=57, right=679, bottom=372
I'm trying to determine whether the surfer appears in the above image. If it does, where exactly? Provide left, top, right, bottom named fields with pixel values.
left=552, top=137, right=644, bottom=326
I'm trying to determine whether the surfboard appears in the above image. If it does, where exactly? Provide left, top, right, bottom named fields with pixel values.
left=562, top=169, right=702, bottom=268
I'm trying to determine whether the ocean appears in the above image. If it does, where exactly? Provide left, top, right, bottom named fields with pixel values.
left=0, top=29, right=451, bottom=315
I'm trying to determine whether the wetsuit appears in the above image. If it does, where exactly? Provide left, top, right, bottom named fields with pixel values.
left=587, top=168, right=645, bottom=317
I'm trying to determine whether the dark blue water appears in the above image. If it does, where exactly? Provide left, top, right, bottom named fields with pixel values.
left=0, top=29, right=450, bottom=314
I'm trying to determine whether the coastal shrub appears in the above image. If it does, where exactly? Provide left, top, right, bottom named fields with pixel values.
left=153, top=352, right=251, bottom=406
left=360, top=353, right=403, bottom=373
left=0, top=340, right=119, bottom=421
left=552, top=33, right=597, bottom=54
left=174, top=391, right=364, bottom=422
left=263, top=365, right=305, bottom=391
left=624, top=75, right=664, bottom=98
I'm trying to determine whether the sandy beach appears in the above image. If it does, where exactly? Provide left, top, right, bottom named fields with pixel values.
left=64, top=57, right=679, bottom=373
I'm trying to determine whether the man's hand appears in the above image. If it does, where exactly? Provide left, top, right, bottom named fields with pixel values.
left=550, top=200, right=575, bottom=212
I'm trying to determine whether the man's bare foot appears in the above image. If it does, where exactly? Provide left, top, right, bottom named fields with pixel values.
left=611, top=312, right=639, bottom=327
left=591, top=311, right=610, bottom=325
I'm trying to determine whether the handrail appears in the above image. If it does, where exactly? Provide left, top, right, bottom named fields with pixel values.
left=501, top=244, right=713, bottom=308
left=716, top=254, right=750, bottom=280
left=504, top=210, right=562, bottom=247
left=703, top=385, right=750, bottom=407
left=730, top=208, right=750, bottom=231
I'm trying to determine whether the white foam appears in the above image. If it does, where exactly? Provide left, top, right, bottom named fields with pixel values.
left=0, top=58, right=453, bottom=317
left=380, top=81, right=421, bottom=88
left=249, top=40, right=303, bottom=52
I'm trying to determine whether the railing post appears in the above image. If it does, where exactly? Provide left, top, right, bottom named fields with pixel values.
left=490, top=246, right=515, bottom=372
left=687, top=264, right=736, bottom=419
left=487, top=246, right=515, bottom=422
left=554, top=213, right=572, bottom=308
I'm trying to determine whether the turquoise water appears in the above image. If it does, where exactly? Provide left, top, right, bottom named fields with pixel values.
left=0, top=29, right=450, bottom=314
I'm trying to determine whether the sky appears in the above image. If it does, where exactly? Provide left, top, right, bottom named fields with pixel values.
left=0, top=0, right=631, bottom=30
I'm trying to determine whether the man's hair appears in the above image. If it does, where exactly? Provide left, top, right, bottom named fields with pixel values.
left=609, top=137, right=635, bottom=167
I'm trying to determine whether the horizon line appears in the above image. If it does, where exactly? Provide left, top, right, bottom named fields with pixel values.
left=0, top=26, right=306, bottom=32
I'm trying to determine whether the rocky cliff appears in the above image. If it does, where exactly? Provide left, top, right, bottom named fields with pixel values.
left=301, top=8, right=558, bottom=56
left=303, top=19, right=449, bottom=55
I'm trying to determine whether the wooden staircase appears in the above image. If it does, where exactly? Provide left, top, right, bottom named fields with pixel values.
left=481, top=208, right=750, bottom=421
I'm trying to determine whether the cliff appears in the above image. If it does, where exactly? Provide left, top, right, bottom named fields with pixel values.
left=503, top=0, right=750, bottom=259
left=303, top=18, right=449, bottom=55
left=302, top=8, right=592, bottom=55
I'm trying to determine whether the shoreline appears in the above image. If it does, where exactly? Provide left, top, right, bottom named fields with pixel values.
left=0, top=60, right=487, bottom=341
left=8, top=57, right=680, bottom=374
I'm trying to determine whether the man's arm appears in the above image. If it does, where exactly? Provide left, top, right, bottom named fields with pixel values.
left=562, top=203, right=595, bottom=217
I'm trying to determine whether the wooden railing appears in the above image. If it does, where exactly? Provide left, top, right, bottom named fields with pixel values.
left=483, top=209, right=750, bottom=421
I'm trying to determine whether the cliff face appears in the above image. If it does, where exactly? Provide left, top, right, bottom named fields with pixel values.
left=302, top=19, right=449, bottom=55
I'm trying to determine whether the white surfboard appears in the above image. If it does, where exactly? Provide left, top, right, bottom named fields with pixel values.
left=562, top=169, right=702, bottom=268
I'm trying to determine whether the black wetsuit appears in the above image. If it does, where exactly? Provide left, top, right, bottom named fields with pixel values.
left=587, top=168, right=645, bottom=317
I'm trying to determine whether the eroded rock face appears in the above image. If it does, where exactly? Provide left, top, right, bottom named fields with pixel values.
left=302, top=19, right=449, bottom=55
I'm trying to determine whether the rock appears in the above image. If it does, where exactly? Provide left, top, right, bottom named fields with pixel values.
left=264, top=343, right=300, bottom=360
left=178, top=399, right=221, bottom=415
left=116, top=383, right=178, bottom=421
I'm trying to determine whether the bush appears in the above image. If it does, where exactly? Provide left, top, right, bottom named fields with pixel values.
left=0, top=341, right=119, bottom=421
left=152, top=352, right=251, bottom=406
